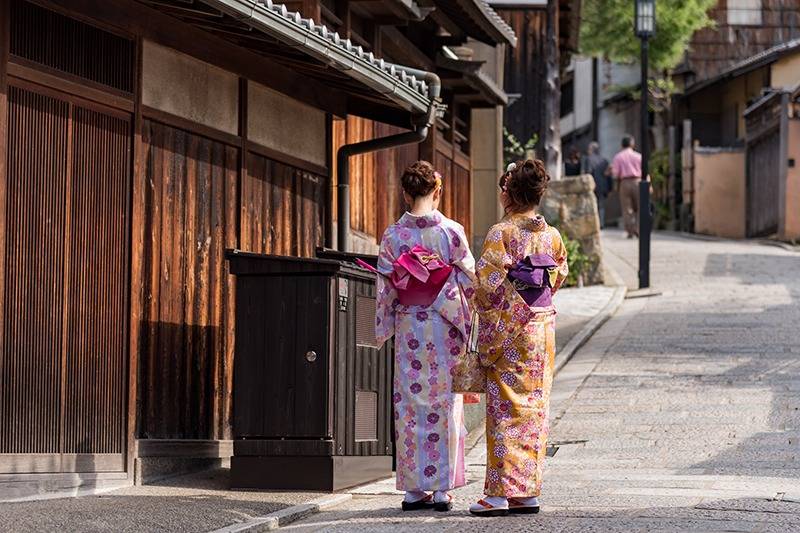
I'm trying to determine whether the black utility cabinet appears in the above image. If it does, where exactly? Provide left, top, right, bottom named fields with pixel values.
left=226, top=250, right=393, bottom=491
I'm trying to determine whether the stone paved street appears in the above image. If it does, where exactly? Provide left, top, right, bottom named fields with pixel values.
left=287, top=230, right=800, bottom=532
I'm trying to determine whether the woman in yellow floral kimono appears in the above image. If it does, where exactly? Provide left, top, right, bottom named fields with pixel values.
left=469, top=159, right=568, bottom=517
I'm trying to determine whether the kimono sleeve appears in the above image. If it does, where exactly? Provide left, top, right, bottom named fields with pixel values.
left=448, top=224, right=476, bottom=277
left=550, top=228, right=569, bottom=294
left=375, top=230, right=399, bottom=346
left=474, top=226, right=533, bottom=366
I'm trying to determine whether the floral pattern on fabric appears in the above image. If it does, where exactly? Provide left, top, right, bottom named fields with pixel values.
left=375, top=210, right=475, bottom=491
left=474, top=214, right=568, bottom=498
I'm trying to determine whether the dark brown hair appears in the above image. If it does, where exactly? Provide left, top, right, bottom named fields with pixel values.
left=499, top=158, right=550, bottom=212
left=401, top=160, right=438, bottom=198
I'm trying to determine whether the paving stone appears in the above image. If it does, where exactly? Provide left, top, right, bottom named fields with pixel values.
left=288, top=230, right=800, bottom=531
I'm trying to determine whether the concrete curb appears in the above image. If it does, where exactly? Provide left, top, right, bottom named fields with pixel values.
left=553, top=284, right=627, bottom=376
left=208, top=493, right=353, bottom=533
left=660, top=230, right=800, bottom=252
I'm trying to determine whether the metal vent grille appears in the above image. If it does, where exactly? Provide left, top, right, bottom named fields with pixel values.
left=10, top=0, right=135, bottom=93
left=354, top=391, right=377, bottom=442
left=355, top=296, right=378, bottom=348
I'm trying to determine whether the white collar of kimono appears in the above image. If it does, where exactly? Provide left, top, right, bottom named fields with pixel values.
left=399, top=210, right=443, bottom=229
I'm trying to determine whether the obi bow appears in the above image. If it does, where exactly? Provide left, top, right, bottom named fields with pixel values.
left=390, top=245, right=451, bottom=290
left=507, top=253, right=558, bottom=307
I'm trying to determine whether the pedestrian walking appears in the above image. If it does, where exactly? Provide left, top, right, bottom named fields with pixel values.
left=564, top=147, right=582, bottom=177
left=583, top=141, right=611, bottom=228
left=469, top=159, right=569, bottom=517
left=611, top=135, right=643, bottom=238
left=375, top=161, right=476, bottom=513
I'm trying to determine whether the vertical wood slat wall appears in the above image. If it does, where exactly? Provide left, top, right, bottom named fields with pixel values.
left=138, top=120, right=238, bottom=440
left=1, top=87, right=68, bottom=454
left=64, top=106, right=129, bottom=454
left=331, top=116, right=377, bottom=237
left=334, top=118, right=475, bottom=242
left=241, top=151, right=326, bottom=258
left=374, top=122, right=418, bottom=237
left=137, top=122, right=329, bottom=441
left=0, top=84, right=130, bottom=462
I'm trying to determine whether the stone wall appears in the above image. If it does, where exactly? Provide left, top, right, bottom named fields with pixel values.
left=539, top=175, right=605, bottom=285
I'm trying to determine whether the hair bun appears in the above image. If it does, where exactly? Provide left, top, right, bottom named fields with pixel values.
left=501, top=158, right=550, bottom=212
left=401, top=160, right=438, bottom=199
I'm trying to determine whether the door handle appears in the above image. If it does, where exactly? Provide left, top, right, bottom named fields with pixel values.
left=305, top=350, right=318, bottom=363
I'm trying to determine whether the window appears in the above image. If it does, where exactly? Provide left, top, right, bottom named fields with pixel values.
left=560, top=79, right=575, bottom=118
left=727, top=0, right=762, bottom=26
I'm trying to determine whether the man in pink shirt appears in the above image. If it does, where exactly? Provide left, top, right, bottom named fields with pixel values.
left=611, top=135, right=642, bottom=238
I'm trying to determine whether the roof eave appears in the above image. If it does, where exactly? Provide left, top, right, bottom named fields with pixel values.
left=204, top=0, right=432, bottom=115
left=684, top=38, right=800, bottom=97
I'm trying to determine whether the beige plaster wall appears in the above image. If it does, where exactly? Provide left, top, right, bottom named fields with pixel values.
left=470, top=106, right=504, bottom=253
left=694, top=149, right=746, bottom=239
left=248, top=81, right=327, bottom=168
left=142, top=40, right=239, bottom=135
left=783, top=119, right=800, bottom=241
left=771, top=52, right=800, bottom=89
left=721, top=69, right=768, bottom=141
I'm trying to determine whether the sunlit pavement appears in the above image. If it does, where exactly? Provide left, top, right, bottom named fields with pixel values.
left=286, top=230, right=800, bottom=532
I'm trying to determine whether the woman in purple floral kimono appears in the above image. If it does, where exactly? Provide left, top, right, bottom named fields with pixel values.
left=375, top=161, right=475, bottom=512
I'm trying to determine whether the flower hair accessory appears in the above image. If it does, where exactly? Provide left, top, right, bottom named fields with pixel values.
left=500, top=162, right=516, bottom=192
left=434, top=171, right=443, bottom=188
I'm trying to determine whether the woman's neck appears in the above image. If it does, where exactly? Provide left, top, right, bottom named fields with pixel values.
left=508, top=207, right=537, bottom=218
left=409, top=198, right=435, bottom=216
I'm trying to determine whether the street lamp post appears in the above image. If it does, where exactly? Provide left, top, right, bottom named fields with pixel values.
left=635, top=0, right=655, bottom=289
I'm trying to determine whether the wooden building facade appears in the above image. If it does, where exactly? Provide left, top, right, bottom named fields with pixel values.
left=492, top=0, right=580, bottom=179
left=0, top=0, right=513, bottom=498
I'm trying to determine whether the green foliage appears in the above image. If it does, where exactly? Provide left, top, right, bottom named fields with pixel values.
left=580, top=0, right=716, bottom=71
left=503, top=128, right=538, bottom=169
left=562, top=234, right=590, bottom=287
left=648, top=148, right=677, bottom=229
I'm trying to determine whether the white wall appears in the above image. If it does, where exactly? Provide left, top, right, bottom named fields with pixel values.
left=560, top=56, right=594, bottom=137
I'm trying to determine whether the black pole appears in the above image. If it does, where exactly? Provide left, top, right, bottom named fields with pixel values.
left=638, top=37, right=651, bottom=289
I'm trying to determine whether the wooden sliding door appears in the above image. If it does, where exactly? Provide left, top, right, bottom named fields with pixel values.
left=0, top=83, right=131, bottom=473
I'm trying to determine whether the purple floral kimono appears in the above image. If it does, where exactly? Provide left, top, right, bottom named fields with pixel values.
left=376, top=210, right=475, bottom=491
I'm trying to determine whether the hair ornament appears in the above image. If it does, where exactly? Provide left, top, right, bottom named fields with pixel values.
left=506, top=162, right=517, bottom=173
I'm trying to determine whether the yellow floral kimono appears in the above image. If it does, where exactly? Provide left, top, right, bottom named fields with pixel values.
left=475, top=213, right=568, bottom=498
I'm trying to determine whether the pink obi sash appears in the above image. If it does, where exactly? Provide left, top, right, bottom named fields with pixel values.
left=390, top=245, right=453, bottom=306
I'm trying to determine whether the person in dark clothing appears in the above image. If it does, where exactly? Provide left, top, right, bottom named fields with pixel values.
left=564, top=147, right=582, bottom=177
left=583, top=142, right=610, bottom=228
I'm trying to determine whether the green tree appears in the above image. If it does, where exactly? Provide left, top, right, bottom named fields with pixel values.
left=580, top=0, right=716, bottom=71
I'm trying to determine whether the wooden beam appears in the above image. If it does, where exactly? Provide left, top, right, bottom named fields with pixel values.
left=127, top=35, right=145, bottom=480
left=544, top=0, right=561, bottom=178
left=135, top=439, right=233, bottom=458
left=0, top=0, right=9, bottom=428
left=380, top=27, right=435, bottom=71
left=336, top=0, right=351, bottom=38
left=7, top=60, right=134, bottom=112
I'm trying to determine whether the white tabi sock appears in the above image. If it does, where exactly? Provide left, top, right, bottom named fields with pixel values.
left=483, top=496, right=508, bottom=508
left=433, top=490, right=450, bottom=503
left=514, top=496, right=539, bottom=506
left=404, top=490, right=428, bottom=503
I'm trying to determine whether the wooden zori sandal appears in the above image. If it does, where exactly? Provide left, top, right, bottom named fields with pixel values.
left=434, top=493, right=453, bottom=512
left=468, top=498, right=509, bottom=517
left=401, top=494, right=435, bottom=511
left=508, top=497, right=540, bottom=514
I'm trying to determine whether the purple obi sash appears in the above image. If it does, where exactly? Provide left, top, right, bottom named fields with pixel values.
left=507, top=253, right=558, bottom=308
left=391, top=245, right=453, bottom=306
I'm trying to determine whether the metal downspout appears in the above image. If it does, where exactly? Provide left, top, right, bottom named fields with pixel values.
left=333, top=67, right=442, bottom=252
